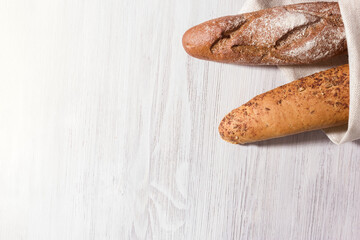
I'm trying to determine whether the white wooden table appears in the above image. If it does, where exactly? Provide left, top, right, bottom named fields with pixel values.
left=1, top=0, right=360, bottom=239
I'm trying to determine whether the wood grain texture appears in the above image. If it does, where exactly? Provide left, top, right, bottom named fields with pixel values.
left=0, top=0, right=360, bottom=239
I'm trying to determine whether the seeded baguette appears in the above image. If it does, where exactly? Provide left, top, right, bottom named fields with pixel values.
left=183, top=2, right=346, bottom=65
left=219, top=64, right=349, bottom=144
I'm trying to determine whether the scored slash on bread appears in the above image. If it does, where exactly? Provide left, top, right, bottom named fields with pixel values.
left=182, top=2, right=347, bottom=65
left=218, top=65, right=349, bottom=144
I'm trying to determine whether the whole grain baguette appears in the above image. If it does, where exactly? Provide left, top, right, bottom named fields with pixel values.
left=219, top=64, right=349, bottom=144
left=183, top=2, right=346, bottom=65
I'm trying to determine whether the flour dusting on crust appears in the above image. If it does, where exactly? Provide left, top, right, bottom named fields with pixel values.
left=182, top=2, right=346, bottom=65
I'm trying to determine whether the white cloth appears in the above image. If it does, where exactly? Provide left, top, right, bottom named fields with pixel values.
left=240, top=0, right=360, bottom=144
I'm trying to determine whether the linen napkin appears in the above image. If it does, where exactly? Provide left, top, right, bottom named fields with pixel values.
left=240, top=0, right=360, bottom=144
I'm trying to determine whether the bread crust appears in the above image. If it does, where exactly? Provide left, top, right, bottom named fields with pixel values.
left=219, top=64, right=350, bottom=144
left=183, top=2, right=346, bottom=65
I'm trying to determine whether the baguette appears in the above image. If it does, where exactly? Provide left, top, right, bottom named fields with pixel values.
left=183, top=2, right=346, bottom=65
left=219, top=64, right=349, bottom=144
